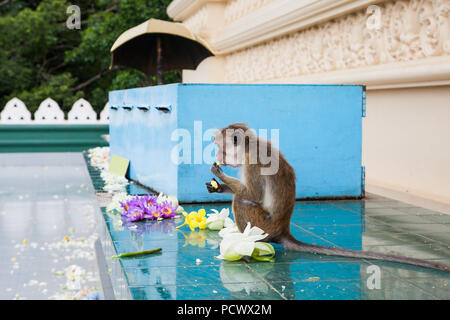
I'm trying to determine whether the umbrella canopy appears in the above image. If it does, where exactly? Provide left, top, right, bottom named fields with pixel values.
left=110, top=18, right=214, bottom=84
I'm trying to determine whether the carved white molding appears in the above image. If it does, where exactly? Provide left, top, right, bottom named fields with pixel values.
left=34, top=98, right=65, bottom=123
left=0, top=97, right=32, bottom=123
left=168, top=0, right=226, bottom=21
left=223, top=0, right=450, bottom=86
left=1, top=98, right=109, bottom=124
left=99, top=102, right=110, bottom=123
left=214, top=0, right=387, bottom=54
left=68, top=98, right=97, bottom=123
left=224, top=0, right=275, bottom=25
left=255, top=56, right=450, bottom=90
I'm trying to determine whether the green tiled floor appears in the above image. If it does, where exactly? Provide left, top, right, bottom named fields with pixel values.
left=90, top=165, right=450, bottom=300
left=97, top=198, right=450, bottom=300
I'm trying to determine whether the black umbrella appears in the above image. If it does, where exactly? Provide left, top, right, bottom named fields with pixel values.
left=110, top=19, right=215, bottom=84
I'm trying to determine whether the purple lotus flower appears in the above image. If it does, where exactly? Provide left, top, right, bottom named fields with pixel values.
left=142, top=194, right=158, bottom=208
left=143, top=203, right=162, bottom=220
left=118, top=193, right=178, bottom=223
left=126, top=207, right=146, bottom=222
left=119, top=201, right=131, bottom=216
left=159, top=201, right=178, bottom=219
left=120, top=196, right=140, bottom=216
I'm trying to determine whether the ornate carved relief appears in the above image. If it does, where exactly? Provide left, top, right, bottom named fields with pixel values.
left=224, top=0, right=450, bottom=83
left=224, top=0, right=275, bottom=25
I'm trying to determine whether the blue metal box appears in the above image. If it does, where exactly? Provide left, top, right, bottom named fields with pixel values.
left=109, top=83, right=365, bottom=203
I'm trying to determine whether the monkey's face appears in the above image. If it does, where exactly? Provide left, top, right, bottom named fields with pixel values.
left=214, top=131, right=245, bottom=168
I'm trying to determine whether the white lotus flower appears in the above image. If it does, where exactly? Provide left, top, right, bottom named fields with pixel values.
left=87, top=147, right=110, bottom=170
left=101, top=171, right=128, bottom=191
left=216, top=222, right=275, bottom=262
left=156, top=193, right=168, bottom=204
left=157, top=193, right=178, bottom=205
left=106, top=192, right=129, bottom=214
left=157, top=193, right=184, bottom=214
left=218, top=225, right=240, bottom=238
left=205, top=208, right=235, bottom=230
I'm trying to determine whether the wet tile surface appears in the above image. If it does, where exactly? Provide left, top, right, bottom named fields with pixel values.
left=98, top=190, right=450, bottom=300
left=78, top=152, right=450, bottom=300
left=10, top=152, right=450, bottom=300
left=0, top=153, right=103, bottom=300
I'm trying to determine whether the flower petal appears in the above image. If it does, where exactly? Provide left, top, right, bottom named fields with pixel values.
left=207, top=220, right=224, bottom=231
left=199, top=220, right=207, bottom=230
left=247, top=225, right=265, bottom=236
left=220, top=208, right=230, bottom=217
left=219, top=225, right=239, bottom=238
left=198, top=209, right=206, bottom=218
left=167, top=195, right=178, bottom=206
left=243, top=222, right=251, bottom=235
left=246, top=233, right=268, bottom=242
left=233, top=240, right=255, bottom=257
left=254, top=242, right=275, bottom=256
left=221, top=245, right=243, bottom=261
left=190, top=220, right=199, bottom=229
left=224, top=218, right=235, bottom=228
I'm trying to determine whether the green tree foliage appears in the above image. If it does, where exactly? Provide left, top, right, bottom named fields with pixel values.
left=0, top=0, right=180, bottom=115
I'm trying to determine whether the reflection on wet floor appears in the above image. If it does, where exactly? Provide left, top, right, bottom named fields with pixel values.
left=99, top=195, right=450, bottom=300
left=1, top=152, right=449, bottom=300
left=0, top=153, right=102, bottom=300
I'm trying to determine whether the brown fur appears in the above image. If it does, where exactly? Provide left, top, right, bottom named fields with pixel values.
left=206, top=123, right=450, bottom=273
left=211, top=123, right=295, bottom=241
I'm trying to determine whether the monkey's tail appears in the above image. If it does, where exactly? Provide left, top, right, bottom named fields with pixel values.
left=282, top=234, right=450, bottom=273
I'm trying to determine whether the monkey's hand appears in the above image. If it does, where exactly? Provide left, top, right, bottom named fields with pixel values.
left=205, top=178, right=223, bottom=193
left=210, top=162, right=224, bottom=179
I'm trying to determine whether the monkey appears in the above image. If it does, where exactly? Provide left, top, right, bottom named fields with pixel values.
left=205, top=123, right=450, bottom=273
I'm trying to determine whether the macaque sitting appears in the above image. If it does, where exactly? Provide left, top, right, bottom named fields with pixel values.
left=206, top=122, right=449, bottom=272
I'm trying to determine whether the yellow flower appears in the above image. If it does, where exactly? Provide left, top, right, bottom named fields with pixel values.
left=189, top=209, right=207, bottom=230
left=176, top=211, right=191, bottom=229
left=176, top=209, right=207, bottom=231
